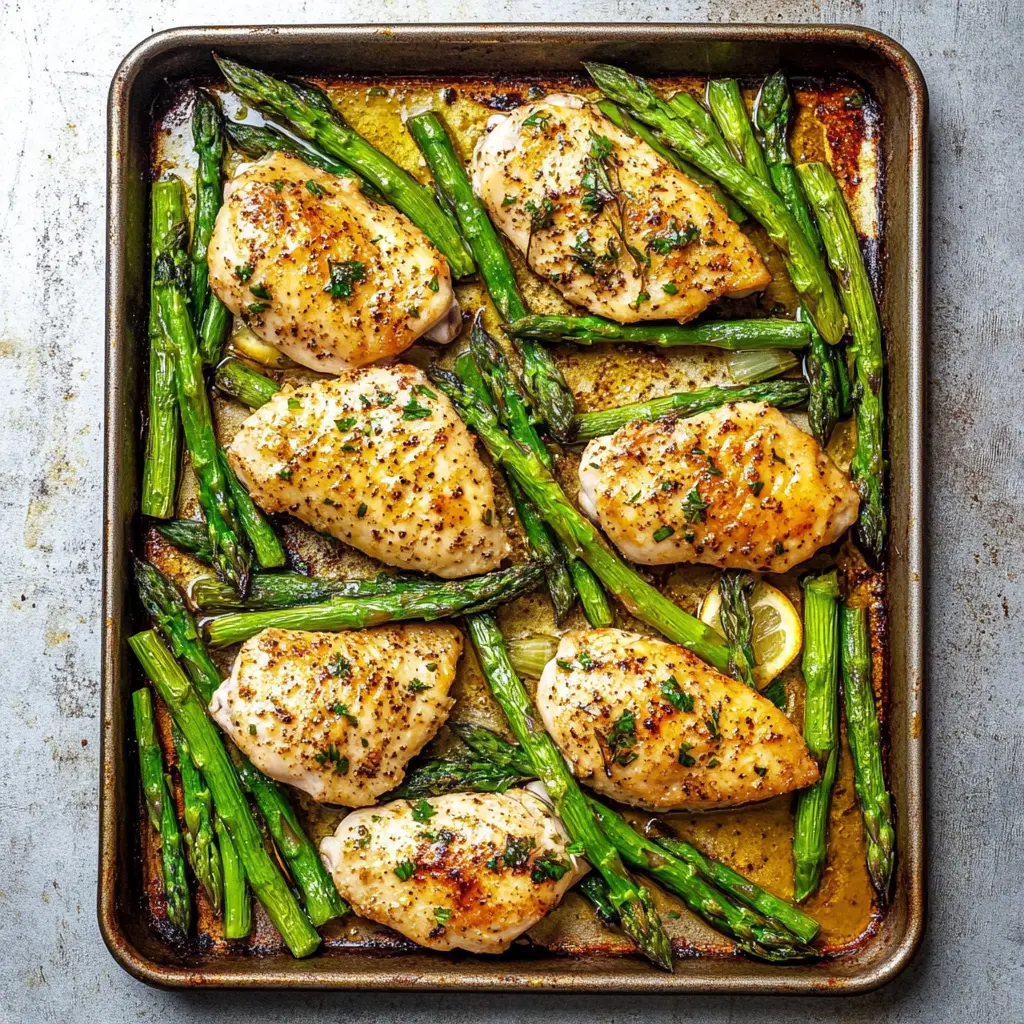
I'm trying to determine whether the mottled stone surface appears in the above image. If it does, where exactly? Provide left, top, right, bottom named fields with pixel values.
left=1, top=2, right=1022, bottom=1021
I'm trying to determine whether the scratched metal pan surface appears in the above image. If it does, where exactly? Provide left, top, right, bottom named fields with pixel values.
left=101, top=23, right=926, bottom=993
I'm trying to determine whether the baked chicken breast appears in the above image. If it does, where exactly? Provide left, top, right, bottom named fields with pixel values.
left=578, top=401, right=859, bottom=574
left=226, top=364, right=509, bottom=578
left=471, top=94, right=770, bottom=324
left=320, top=791, right=586, bottom=953
left=209, top=625, right=462, bottom=805
left=208, top=152, right=459, bottom=373
left=536, top=629, right=819, bottom=811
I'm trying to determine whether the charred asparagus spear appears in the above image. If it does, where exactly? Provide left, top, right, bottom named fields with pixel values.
left=705, top=80, right=773, bottom=188
left=428, top=369, right=746, bottom=682
left=841, top=603, right=895, bottom=899
left=213, top=57, right=474, bottom=279
left=134, top=558, right=348, bottom=927
left=215, top=812, right=251, bottom=939
left=190, top=90, right=231, bottom=365
left=596, top=99, right=747, bottom=222
left=574, top=379, right=809, bottom=443
left=141, top=183, right=184, bottom=519
left=507, top=314, right=810, bottom=350
left=801, top=305, right=843, bottom=446
left=405, top=110, right=576, bottom=442
left=204, top=562, right=545, bottom=647
left=133, top=687, right=191, bottom=933
left=152, top=176, right=251, bottom=592
left=154, top=518, right=214, bottom=565
left=466, top=613, right=673, bottom=970
left=715, top=570, right=757, bottom=686
left=213, top=357, right=280, bottom=409
left=584, top=64, right=845, bottom=345
left=173, top=725, right=223, bottom=915
left=217, top=447, right=286, bottom=570
left=797, top=162, right=887, bottom=559
left=792, top=570, right=841, bottom=902
left=129, top=630, right=321, bottom=957
left=752, top=72, right=823, bottom=254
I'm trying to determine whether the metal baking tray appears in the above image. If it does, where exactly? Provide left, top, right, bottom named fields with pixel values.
left=101, top=23, right=926, bottom=993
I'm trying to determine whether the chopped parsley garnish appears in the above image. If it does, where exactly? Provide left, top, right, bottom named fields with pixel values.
left=426, top=662, right=437, bottom=672
left=524, top=197, right=556, bottom=247
left=568, top=228, right=619, bottom=276
left=749, top=480, right=765, bottom=496
left=247, top=301, right=269, bottom=314
left=402, top=398, right=432, bottom=421
left=378, top=393, right=395, bottom=407
left=305, top=179, right=326, bottom=197
left=407, top=306, right=420, bottom=318
left=660, top=676, right=694, bottom=713
left=762, top=678, right=787, bottom=710
left=327, top=653, right=352, bottom=678
left=754, top=765, right=768, bottom=777
left=335, top=416, right=357, bottom=432
left=678, top=742, right=696, bottom=767
left=314, top=743, right=349, bottom=774
left=394, top=859, right=416, bottom=881
left=324, top=259, right=367, bottom=300
left=662, top=282, right=679, bottom=295
left=600, top=709, right=638, bottom=770
left=356, top=502, right=368, bottom=518
left=523, top=111, right=551, bottom=130
left=248, top=723, right=257, bottom=736
left=408, top=678, right=431, bottom=693
left=706, top=458, right=723, bottom=477
left=653, top=524, right=675, bottom=542
left=531, top=855, right=571, bottom=883
left=482, top=509, right=493, bottom=526
left=341, top=443, right=358, bottom=452
left=331, top=702, right=358, bottom=724
left=502, top=834, right=535, bottom=870
left=682, top=487, right=710, bottom=523
left=775, top=542, right=786, bottom=555
left=368, top=86, right=388, bottom=97
left=705, top=703, right=721, bottom=738
left=427, top=275, right=439, bottom=292
left=412, top=799, right=435, bottom=823
left=577, top=649, right=595, bottom=670
left=249, top=283, right=271, bottom=299
left=580, top=131, right=616, bottom=214
left=661, top=481, right=674, bottom=491
left=234, top=264, right=254, bottom=281
left=556, top=659, right=573, bottom=671
left=683, top=529, right=696, bottom=543
left=646, top=217, right=700, bottom=255
left=565, top=840, right=585, bottom=856
left=771, top=448, right=787, bottom=465
left=287, top=397, right=302, bottom=411
left=627, top=489, right=642, bottom=504
left=502, top=194, right=517, bottom=207
left=630, top=291, right=651, bottom=311
left=433, top=906, right=452, bottom=925
left=414, top=384, right=437, bottom=400
left=707, top=757, right=720, bottom=768
left=359, top=394, right=372, bottom=408
left=277, top=467, right=293, bottom=481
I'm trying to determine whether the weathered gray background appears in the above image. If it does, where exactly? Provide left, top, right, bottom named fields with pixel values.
left=1, top=0, right=1021, bottom=1020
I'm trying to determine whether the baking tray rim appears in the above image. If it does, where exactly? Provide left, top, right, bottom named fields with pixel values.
left=100, top=21, right=927, bottom=994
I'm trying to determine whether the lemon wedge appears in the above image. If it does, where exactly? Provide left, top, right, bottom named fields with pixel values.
left=699, top=578, right=803, bottom=687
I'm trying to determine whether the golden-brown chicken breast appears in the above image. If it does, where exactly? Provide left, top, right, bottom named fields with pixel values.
left=578, top=402, right=859, bottom=573
left=472, top=94, right=770, bottom=324
left=208, top=625, right=462, bottom=805
left=208, top=152, right=459, bottom=373
left=226, top=364, right=509, bottom=578
left=319, top=791, right=587, bottom=953
left=536, top=629, right=819, bottom=811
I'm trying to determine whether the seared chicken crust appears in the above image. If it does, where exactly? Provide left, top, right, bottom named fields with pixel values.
left=472, top=94, right=770, bottom=324
left=320, top=791, right=587, bottom=953
left=209, top=625, right=462, bottom=806
left=536, top=629, right=819, bottom=811
left=226, top=364, right=509, bottom=578
left=208, top=152, right=459, bottom=373
left=578, top=401, right=859, bottom=573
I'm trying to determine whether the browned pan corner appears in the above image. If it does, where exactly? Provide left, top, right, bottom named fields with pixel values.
left=102, top=22, right=926, bottom=993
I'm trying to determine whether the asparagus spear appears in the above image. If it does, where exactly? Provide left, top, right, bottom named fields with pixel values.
left=428, top=369, right=745, bottom=681
left=841, top=603, right=895, bottom=899
left=190, top=90, right=232, bottom=366
left=173, top=725, right=223, bottom=915
left=576, top=874, right=620, bottom=927
left=129, top=630, right=321, bottom=956
left=596, top=99, right=747, bottom=222
left=574, top=379, right=809, bottom=443
left=141, top=183, right=183, bottom=518
left=584, top=64, right=845, bottom=344
left=213, top=57, right=474, bottom=279
left=205, top=562, right=545, bottom=647
left=155, top=518, right=213, bottom=565
left=215, top=812, right=251, bottom=939
left=507, top=314, right=810, bottom=350
left=217, top=447, right=286, bottom=569
left=716, top=570, right=756, bottom=686
left=752, top=72, right=823, bottom=254
left=213, top=357, right=280, bottom=409
left=797, top=162, right=887, bottom=559
left=389, top=755, right=531, bottom=799
left=466, top=613, right=673, bottom=970
left=134, top=558, right=348, bottom=926
left=191, top=570, right=434, bottom=611
left=132, top=687, right=191, bottom=932
left=801, top=305, right=842, bottom=446
left=467, top=320, right=611, bottom=626
left=455, top=348, right=575, bottom=622
left=152, top=177, right=251, bottom=592
left=405, top=110, right=576, bottom=442
left=705, top=80, right=772, bottom=188
left=792, top=570, right=841, bottom=902
left=224, top=121, right=385, bottom=202
left=453, top=721, right=820, bottom=945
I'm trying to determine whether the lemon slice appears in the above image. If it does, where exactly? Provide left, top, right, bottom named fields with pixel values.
left=699, top=578, right=803, bottom=687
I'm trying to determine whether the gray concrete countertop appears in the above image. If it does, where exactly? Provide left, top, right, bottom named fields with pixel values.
left=1, top=2, right=1021, bottom=1021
